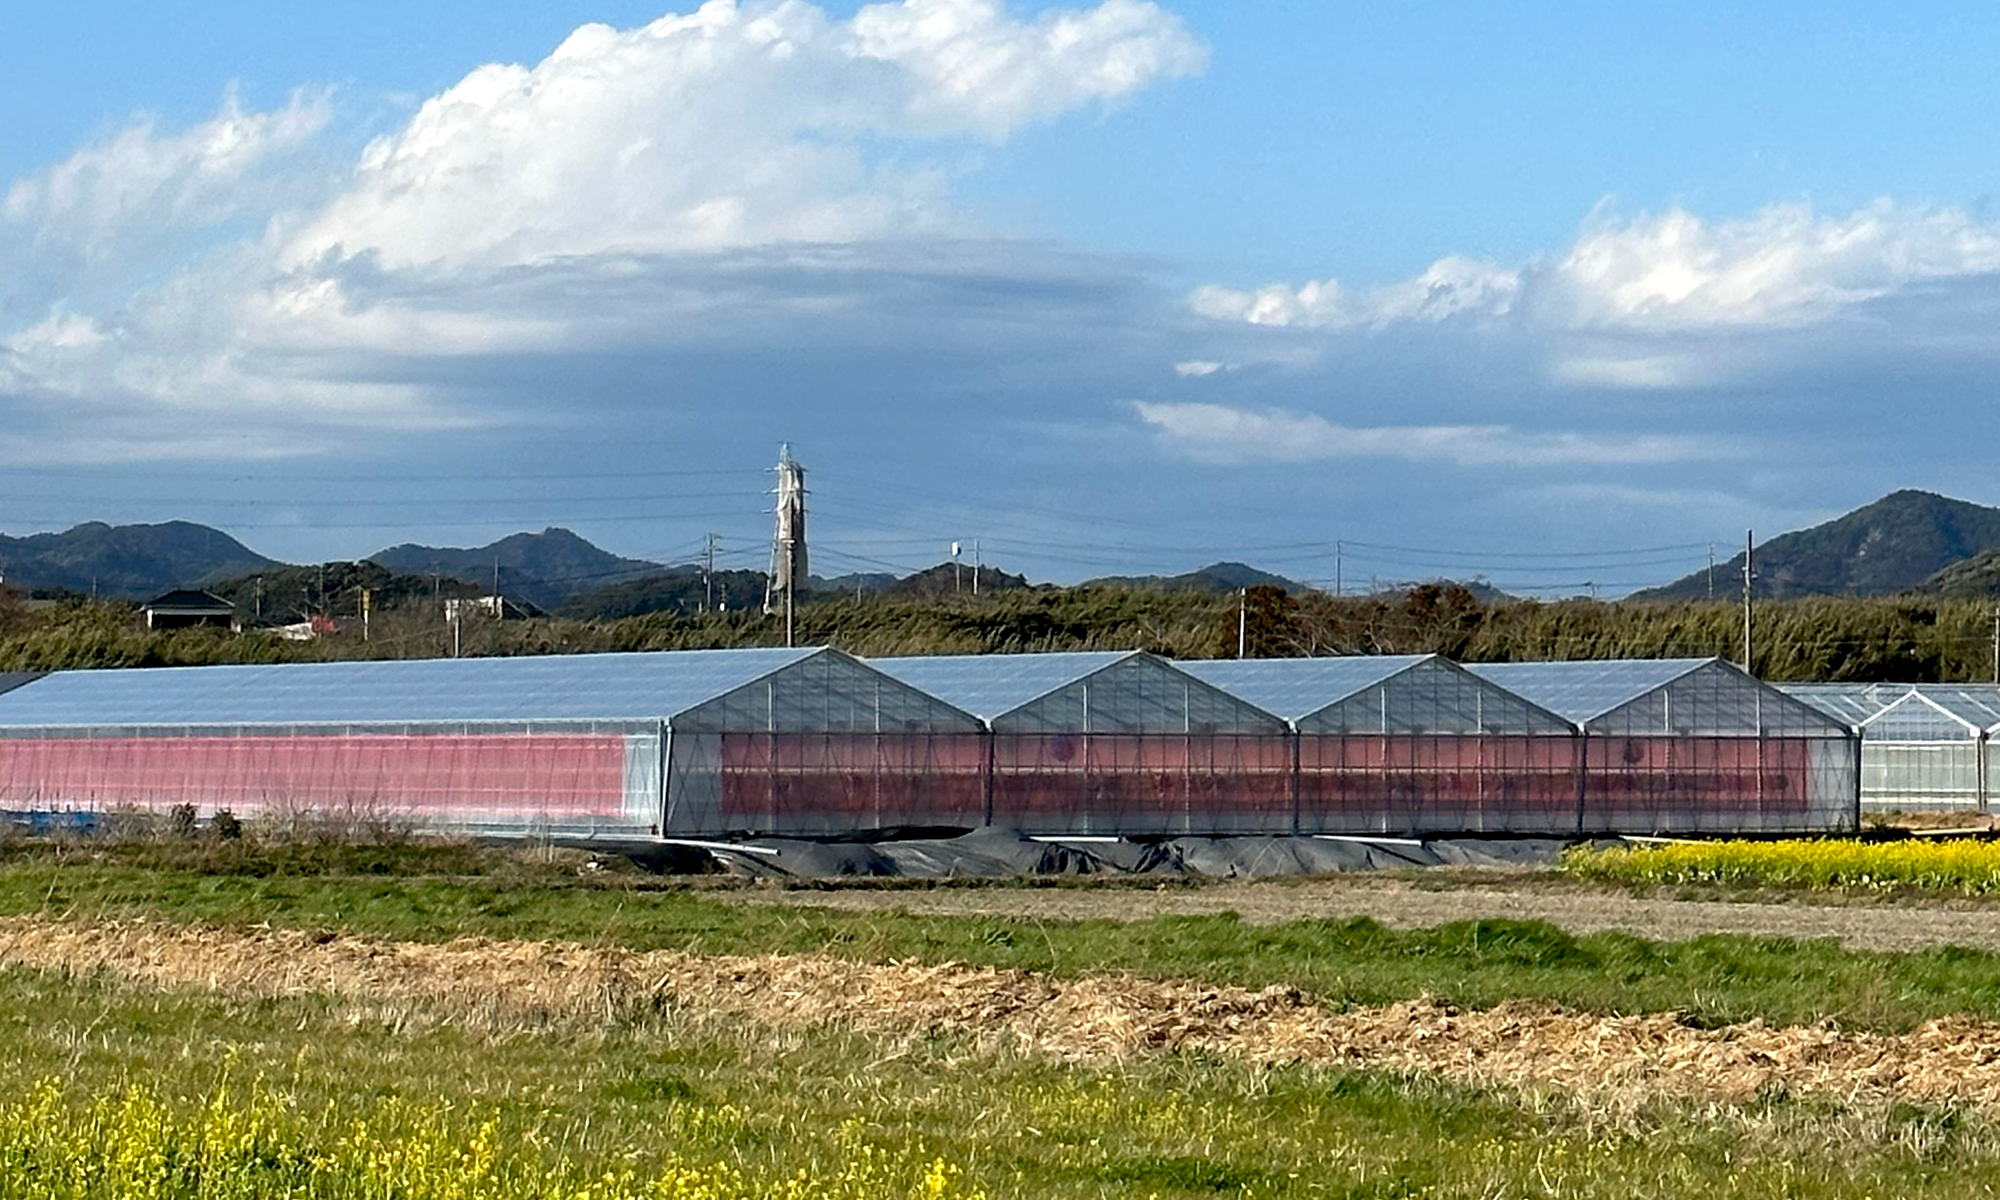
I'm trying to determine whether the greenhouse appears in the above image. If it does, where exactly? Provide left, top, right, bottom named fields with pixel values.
left=1467, top=658, right=1859, bottom=833
left=869, top=651, right=1293, bottom=835
left=1781, top=683, right=2000, bottom=811
left=1182, top=655, right=1580, bottom=835
left=0, top=648, right=987, bottom=838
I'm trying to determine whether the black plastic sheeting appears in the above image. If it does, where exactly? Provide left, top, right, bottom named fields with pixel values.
left=606, top=828, right=1574, bottom=879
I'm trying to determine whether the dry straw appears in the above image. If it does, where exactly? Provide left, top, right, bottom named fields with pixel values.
left=6, top=917, right=2000, bottom=1111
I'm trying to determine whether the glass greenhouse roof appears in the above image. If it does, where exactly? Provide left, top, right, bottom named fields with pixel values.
left=1916, top=685, right=2000, bottom=731
left=0, top=647, right=828, bottom=728
left=1465, top=659, right=1714, bottom=723
left=1177, top=656, right=1432, bottom=719
left=1776, top=683, right=1906, bottom=727
left=1860, top=691, right=1985, bottom=741
left=868, top=652, right=1140, bottom=719
left=1181, top=654, right=1574, bottom=735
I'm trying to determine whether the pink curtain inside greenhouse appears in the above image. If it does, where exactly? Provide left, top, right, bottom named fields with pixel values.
left=1581, top=736, right=1817, bottom=830
left=717, top=733, right=988, bottom=831
left=0, top=734, right=633, bottom=822
left=985, top=733, right=1294, bottom=834
left=1297, top=734, right=1581, bottom=834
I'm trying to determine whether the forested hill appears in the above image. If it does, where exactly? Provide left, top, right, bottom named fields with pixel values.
left=1633, top=490, right=2000, bottom=601
left=0, top=522, right=279, bottom=599
left=370, top=528, right=662, bottom=608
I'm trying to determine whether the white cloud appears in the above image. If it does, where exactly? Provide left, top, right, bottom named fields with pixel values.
left=852, top=0, right=1206, bottom=137
left=3, top=89, right=330, bottom=261
left=1189, top=255, right=1518, bottom=330
left=1131, top=401, right=1731, bottom=466
left=1553, top=202, right=2000, bottom=329
left=281, top=0, right=1203, bottom=271
left=0, top=0, right=1203, bottom=462
left=1191, top=201, right=2000, bottom=336
left=1172, top=359, right=1222, bottom=377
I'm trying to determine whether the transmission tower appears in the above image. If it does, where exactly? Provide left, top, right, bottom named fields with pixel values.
left=764, top=445, right=808, bottom=646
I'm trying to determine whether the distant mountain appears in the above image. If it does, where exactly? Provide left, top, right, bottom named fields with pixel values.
left=1085, top=561, right=1307, bottom=595
left=0, top=521, right=281, bottom=600
left=812, top=571, right=897, bottom=598
left=1631, top=490, right=2000, bottom=601
left=1916, top=548, right=2000, bottom=598
left=371, top=528, right=660, bottom=609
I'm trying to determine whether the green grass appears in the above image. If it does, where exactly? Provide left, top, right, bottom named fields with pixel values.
left=3, top=843, right=2000, bottom=1195
left=0, top=963, right=1994, bottom=1199
left=0, top=845, right=1989, bottom=1032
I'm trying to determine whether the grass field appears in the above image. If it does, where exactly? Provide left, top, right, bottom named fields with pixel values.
left=5, top=840, right=2000, bottom=1196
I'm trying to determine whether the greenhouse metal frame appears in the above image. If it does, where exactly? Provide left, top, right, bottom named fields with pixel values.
left=1468, top=658, right=1859, bottom=834
left=1182, top=654, right=1581, bottom=835
left=869, top=651, right=1294, bottom=835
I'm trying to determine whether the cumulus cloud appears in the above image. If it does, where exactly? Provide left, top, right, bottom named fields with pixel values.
left=1192, top=200, right=2000, bottom=339
left=3, top=89, right=330, bottom=261
left=1131, top=401, right=1732, bottom=466
left=0, top=0, right=1204, bottom=462
left=281, top=0, right=1203, bottom=271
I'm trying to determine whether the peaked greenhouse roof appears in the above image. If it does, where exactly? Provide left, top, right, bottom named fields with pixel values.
left=1775, top=683, right=2000, bottom=734
left=0, top=647, right=976, bottom=731
left=1179, top=655, right=1573, bottom=735
left=1467, top=658, right=1848, bottom=737
left=869, top=650, right=1285, bottom=734
left=1775, top=682, right=1907, bottom=727
left=1859, top=690, right=1986, bottom=741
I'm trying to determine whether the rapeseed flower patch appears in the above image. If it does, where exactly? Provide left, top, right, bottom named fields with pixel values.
left=1564, top=838, right=2000, bottom=892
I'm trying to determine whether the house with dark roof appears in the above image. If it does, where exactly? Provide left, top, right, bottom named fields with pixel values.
left=141, top=589, right=238, bottom=632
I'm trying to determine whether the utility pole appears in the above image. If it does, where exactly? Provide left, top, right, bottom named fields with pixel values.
left=1707, top=543, right=1716, bottom=600
left=973, top=539, right=981, bottom=597
left=361, top=588, right=372, bottom=643
left=1741, top=529, right=1754, bottom=675
left=1237, top=588, right=1248, bottom=659
left=703, top=533, right=718, bottom=614
left=1990, top=607, right=1998, bottom=685
left=951, top=542, right=962, bottom=595
left=1334, top=541, right=1343, bottom=597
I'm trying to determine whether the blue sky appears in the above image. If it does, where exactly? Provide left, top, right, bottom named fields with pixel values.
left=3, top=0, right=1999, bottom=594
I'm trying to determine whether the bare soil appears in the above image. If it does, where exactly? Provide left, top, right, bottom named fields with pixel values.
left=6, top=916, right=2000, bottom=1111
left=720, top=875, right=2000, bottom=953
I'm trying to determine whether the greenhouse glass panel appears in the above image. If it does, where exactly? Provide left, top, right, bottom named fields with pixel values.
left=1470, top=659, right=1857, bottom=833
left=0, top=648, right=986, bottom=839
left=1775, top=683, right=1903, bottom=728
left=665, top=650, right=985, bottom=836
left=871, top=652, right=1293, bottom=835
left=1184, top=656, right=1580, bottom=834
left=1850, top=692, right=1986, bottom=811
left=0, top=720, right=661, bottom=837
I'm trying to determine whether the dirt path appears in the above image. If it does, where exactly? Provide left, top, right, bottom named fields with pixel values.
left=720, top=877, right=2000, bottom=952
left=5, top=915, right=2000, bottom=1110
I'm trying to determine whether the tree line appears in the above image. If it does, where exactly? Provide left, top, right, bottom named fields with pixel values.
left=1, top=581, right=1996, bottom=682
